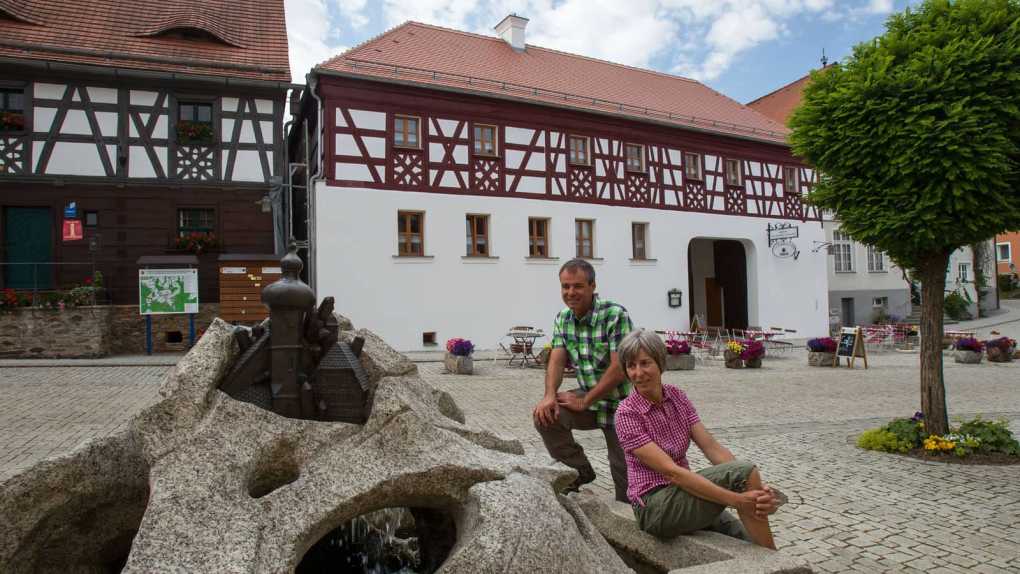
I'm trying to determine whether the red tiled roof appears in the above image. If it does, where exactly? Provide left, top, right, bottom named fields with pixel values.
left=0, top=0, right=290, bottom=83
left=746, top=67, right=831, bottom=126
left=317, top=22, right=789, bottom=144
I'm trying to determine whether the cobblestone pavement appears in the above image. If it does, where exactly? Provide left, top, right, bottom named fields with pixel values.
left=422, top=350, right=1020, bottom=574
left=0, top=366, right=167, bottom=481
left=1, top=349, right=1018, bottom=573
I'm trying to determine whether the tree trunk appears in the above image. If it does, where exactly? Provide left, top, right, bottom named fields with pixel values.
left=918, top=251, right=951, bottom=436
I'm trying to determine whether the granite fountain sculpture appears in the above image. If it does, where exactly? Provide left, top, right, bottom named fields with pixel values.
left=0, top=246, right=809, bottom=573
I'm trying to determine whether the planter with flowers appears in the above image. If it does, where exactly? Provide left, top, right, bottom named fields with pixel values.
left=0, top=111, right=26, bottom=132
left=807, top=337, right=837, bottom=366
left=723, top=340, right=744, bottom=369
left=984, top=337, right=1016, bottom=363
left=664, top=336, right=694, bottom=371
left=740, top=339, right=766, bottom=368
left=953, top=338, right=983, bottom=364
left=175, top=232, right=219, bottom=255
left=176, top=120, right=215, bottom=145
left=444, top=338, right=474, bottom=374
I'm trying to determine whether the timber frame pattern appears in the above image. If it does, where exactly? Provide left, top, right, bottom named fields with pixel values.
left=0, top=78, right=284, bottom=184
left=323, top=80, right=820, bottom=223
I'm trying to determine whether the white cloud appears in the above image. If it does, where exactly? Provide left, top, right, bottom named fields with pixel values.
left=865, top=0, right=894, bottom=13
left=336, top=0, right=370, bottom=29
left=285, top=0, right=347, bottom=83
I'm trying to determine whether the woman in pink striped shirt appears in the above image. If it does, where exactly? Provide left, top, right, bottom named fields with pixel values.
left=614, top=329, right=779, bottom=549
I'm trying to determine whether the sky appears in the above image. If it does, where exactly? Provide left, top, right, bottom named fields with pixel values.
left=283, top=0, right=921, bottom=105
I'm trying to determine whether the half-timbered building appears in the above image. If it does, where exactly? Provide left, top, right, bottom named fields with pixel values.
left=0, top=0, right=291, bottom=306
left=291, top=16, right=830, bottom=351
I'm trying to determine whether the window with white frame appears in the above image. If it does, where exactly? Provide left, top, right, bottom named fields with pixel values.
left=997, top=242, right=1011, bottom=262
left=872, top=296, right=888, bottom=308
left=958, top=262, right=970, bottom=282
left=867, top=245, right=885, bottom=272
left=833, top=230, right=854, bottom=272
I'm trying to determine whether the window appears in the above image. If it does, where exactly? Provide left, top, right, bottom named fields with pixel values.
left=997, top=242, right=1012, bottom=262
left=624, top=144, right=644, bottom=172
left=568, top=136, right=589, bottom=165
left=724, top=158, right=742, bottom=187
left=394, top=115, right=420, bottom=148
left=473, top=124, right=497, bottom=156
left=867, top=245, right=885, bottom=272
left=0, top=88, right=26, bottom=132
left=873, top=297, right=889, bottom=308
left=833, top=230, right=854, bottom=272
left=958, top=262, right=970, bottom=282
left=632, top=223, right=648, bottom=260
left=177, top=208, right=214, bottom=236
left=397, top=211, right=424, bottom=256
left=84, top=211, right=99, bottom=227
left=422, top=332, right=437, bottom=345
left=465, top=214, right=489, bottom=256
left=784, top=166, right=800, bottom=194
left=684, top=152, right=702, bottom=181
left=178, top=102, right=212, bottom=124
left=528, top=217, right=549, bottom=257
left=575, top=219, right=594, bottom=258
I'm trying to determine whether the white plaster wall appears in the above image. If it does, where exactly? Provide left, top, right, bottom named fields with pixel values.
left=948, top=246, right=979, bottom=316
left=87, top=87, right=118, bottom=105
left=314, top=184, right=829, bottom=350
left=47, top=142, right=106, bottom=176
left=129, top=146, right=156, bottom=178
left=130, top=90, right=158, bottom=106
left=34, top=83, right=66, bottom=100
left=824, top=222, right=908, bottom=292
left=231, top=150, right=265, bottom=182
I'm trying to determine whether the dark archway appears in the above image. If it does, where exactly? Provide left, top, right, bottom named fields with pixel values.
left=713, top=240, right=748, bottom=330
left=688, top=238, right=749, bottom=330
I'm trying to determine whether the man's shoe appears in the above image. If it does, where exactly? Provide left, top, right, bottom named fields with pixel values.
left=560, top=463, right=596, bottom=494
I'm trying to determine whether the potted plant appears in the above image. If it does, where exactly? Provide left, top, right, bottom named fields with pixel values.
left=807, top=337, right=837, bottom=366
left=740, top=339, right=766, bottom=369
left=444, top=337, right=474, bottom=374
left=664, top=337, right=694, bottom=371
left=0, top=111, right=26, bottom=132
left=984, top=337, right=1015, bottom=363
left=953, top=337, right=983, bottom=364
left=175, top=232, right=219, bottom=255
left=176, top=120, right=215, bottom=145
left=724, top=340, right=744, bottom=369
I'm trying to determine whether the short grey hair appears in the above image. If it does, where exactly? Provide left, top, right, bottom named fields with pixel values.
left=559, top=258, right=596, bottom=284
left=618, top=329, right=666, bottom=373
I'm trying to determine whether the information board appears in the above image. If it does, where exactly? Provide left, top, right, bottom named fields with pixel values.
left=138, top=269, right=199, bottom=315
left=834, top=326, right=868, bottom=368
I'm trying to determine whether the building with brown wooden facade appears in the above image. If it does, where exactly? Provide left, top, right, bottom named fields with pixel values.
left=0, top=0, right=292, bottom=305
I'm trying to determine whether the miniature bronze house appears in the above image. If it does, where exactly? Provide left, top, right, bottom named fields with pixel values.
left=218, top=244, right=370, bottom=423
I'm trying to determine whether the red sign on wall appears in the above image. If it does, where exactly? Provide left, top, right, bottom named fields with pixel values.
left=62, top=219, right=83, bottom=241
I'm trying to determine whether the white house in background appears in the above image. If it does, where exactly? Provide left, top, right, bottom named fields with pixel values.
left=289, top=16, right=831, bottom=351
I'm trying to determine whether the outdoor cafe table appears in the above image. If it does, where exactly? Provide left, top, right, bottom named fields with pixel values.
left=507, top=329, right=543, bottom=367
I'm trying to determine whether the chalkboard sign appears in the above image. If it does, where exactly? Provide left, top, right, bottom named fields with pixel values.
left=834, top=327, right=868, bottom=368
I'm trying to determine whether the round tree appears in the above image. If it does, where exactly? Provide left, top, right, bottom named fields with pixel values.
left=789, top=0, right=1020, bottom=435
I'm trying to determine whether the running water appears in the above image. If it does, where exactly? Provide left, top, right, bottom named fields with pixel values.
left=297, top=508, right=422, bottom=573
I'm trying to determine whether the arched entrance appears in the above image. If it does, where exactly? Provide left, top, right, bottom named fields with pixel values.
left=687, top=238, right=749, bottom=330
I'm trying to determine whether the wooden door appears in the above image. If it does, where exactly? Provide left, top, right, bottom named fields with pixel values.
left=705, top=277, right=723, bottom=327
left=3, top=207, right=54, bottom=289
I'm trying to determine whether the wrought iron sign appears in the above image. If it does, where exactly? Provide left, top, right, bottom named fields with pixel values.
left=768, top=223, right=800, bottom=260
left=767, top=223, right=799, bottom=247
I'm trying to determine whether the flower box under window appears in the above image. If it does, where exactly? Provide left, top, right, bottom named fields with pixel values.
left=0, top=111, right=25, bottom=132
left=176, top=120, right=215, bottom=145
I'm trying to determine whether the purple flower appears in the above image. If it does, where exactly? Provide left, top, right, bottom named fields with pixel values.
left=954, top=337, right=983, bottom=352
left=910, top=411, right=924, bottom=422
left=446, top=338, right=474, bottom=357
left=807, top=337, right=837, bottom=353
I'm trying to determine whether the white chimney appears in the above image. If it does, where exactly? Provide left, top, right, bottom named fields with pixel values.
left=494, top=14, right=528, bottom=52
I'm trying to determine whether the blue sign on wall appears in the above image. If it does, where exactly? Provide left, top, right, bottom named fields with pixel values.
left=64, top=202, right=77, bottom=219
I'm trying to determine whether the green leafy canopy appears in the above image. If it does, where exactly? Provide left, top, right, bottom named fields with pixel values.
left=789, top=0, right=1020, bottom=268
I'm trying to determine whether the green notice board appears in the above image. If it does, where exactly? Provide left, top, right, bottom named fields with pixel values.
left=138, top=269, right=199, bottom=315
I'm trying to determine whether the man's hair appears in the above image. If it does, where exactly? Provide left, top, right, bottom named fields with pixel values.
left=618, top=329, right=667, bottom=374
left=559, top=258, right=596, bottom=284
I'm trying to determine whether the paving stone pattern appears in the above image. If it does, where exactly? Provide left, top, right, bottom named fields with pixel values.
left=1, top=349, right=1018, bottom=573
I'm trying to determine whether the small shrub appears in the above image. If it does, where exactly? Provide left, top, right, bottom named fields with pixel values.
left=944, top=290, right=972, bottom=321
left=857, top=429, right=913, bottom=453
left=956, top=417, right=1020, bottom=456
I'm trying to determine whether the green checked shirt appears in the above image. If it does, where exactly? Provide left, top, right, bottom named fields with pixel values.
left=551, top=295, right=633, bottom=428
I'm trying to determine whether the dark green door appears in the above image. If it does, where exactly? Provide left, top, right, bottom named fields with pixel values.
left=3, top=207, right=54, bottom=289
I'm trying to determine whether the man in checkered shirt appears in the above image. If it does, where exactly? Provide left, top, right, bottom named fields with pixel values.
left=533, top=258, right=633, bottom=502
